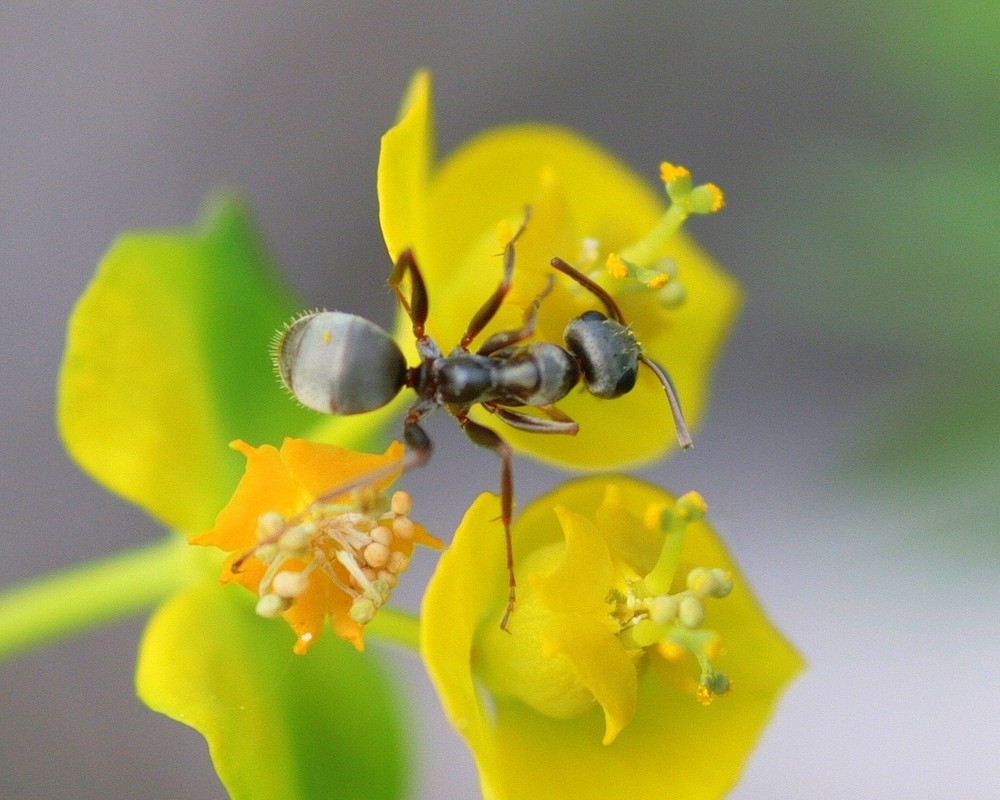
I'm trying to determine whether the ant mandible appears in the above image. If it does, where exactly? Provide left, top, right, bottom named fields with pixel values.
left=271, top=213, right=691, bottom=630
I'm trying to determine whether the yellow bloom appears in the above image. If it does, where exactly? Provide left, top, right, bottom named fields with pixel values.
left=192, top=437, right=441, bottom=654
left=422, top=476, right=802, bottom=799
left=378, top=72, right=742, bottom=469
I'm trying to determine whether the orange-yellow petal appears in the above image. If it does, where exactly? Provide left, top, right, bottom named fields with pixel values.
left=192, top=438, right=434, bottom=654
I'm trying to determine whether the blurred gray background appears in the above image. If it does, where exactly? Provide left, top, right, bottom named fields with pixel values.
left=2, top=3, right=997, bottom=798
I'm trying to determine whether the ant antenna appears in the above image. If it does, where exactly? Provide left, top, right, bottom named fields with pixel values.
left=550, top=257, right=692, bottom=450
left=638, top=354, right=693, bottom=450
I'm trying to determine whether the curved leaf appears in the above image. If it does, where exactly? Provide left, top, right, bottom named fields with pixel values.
left=58, top=198, right=323, bottom=531
left=137, top=579, right=408, bottom=800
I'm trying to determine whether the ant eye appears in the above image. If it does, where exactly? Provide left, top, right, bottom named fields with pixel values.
left=272, top=311, right=407, bottom=415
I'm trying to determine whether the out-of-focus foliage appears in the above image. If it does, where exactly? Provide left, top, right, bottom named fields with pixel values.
left=746, top=2, right=1000, bottom=549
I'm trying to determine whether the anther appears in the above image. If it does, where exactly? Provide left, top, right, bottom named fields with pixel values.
left=660, top=162, right=692, bottom=185
left=647, top=594, right=679, bottom=625
left=363, top=541, right=391, bottom=569
left=278, top=522, right=316, bottom=552
left=387, top=551, right=408, bottom=574
left=349, top=598, right=378, bottom=625
left=709, top=568, right=733, bottom=598
left=675, top=491, right=707, bottom=522
left=256, top=512, right=285, bottom=540
left=689, top=183, right=725, bottom=214
left=686, top=567, right=714, bottom=597
left=256, top=593, right=291, bottom=619
left=271, top=570, right=310, bottom=599
left=390, top=490, right=412, bottom=516
left=677, top=595, right=705, bottom=629
left=391, top=516, right=415, bottom=540
left=370, top=525, right=393, bottom=546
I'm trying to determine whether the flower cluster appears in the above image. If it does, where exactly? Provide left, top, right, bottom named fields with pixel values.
left=32, top=68, right=802, bottom=800
left=191, top=438, right=440, bottom=653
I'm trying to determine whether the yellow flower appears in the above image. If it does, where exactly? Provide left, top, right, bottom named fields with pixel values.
left=192, top=437, right=441, bottom=654
left=422, top=476, right=802, bottom=799
left=378, top=72, right=742, bottom=469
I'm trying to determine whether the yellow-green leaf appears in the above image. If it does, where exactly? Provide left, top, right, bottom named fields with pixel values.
left=58, top=198, right=321, bottom=531
left=137, top=579, right=408, bottom=800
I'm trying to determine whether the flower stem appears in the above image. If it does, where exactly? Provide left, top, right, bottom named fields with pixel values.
left=366, top=607, right=421, bottom=651
left=0, top=536, right=194, bottom=663
left=617, top=204, right=688, bottom=267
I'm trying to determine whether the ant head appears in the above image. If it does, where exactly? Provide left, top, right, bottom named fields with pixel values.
left=564, top=311, right=639, bottom=399
left=272, top=311, right=407, bottom=415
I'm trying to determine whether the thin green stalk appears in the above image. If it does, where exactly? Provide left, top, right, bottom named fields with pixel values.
left=0, top=536, right=194, bottom=662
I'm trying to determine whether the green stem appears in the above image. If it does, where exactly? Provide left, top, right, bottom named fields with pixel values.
left=366, top=606, right=421, bottom=651
left=617, top=204, right=688, bottom=267
left=0, top=536, right=194, bottom=663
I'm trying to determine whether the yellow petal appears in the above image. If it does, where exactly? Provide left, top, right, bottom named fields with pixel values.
left=535, top=506, right=614, bottom=614
left=543, top=614, right=638, bottom=745
left=420, top=124, right=664, bottom=284
left=378, top=69, right=434, bottom=261
left=420, top=493, right=507, bottom=775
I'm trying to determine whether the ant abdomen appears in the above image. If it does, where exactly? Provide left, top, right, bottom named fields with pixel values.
left=274, top=311, right=407, bottom=415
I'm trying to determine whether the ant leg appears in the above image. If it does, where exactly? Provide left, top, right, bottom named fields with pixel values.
left=388, top=248, right=429, bottom=339
left=455, top=412, right=518, bottom=630
left=401, top=401, right=435, bottom=469
left=486, top=402, right=579, bottom=435
left=476, top=275, right=554, bottom=357
left=549, top=256, right=627, bottom=324
left=459, top=209, right=531, bottom=350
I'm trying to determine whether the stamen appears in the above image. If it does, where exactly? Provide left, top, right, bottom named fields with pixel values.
left=272, top=570, right=311, bottom=599
left=363, top=541, right=391, bottom=568
left=660, top=162, right=692, bottom=184
left=246, top=485, right=423, bottom=633
left=256, top=593, right=291, bottom=619
left=278, top=522, right=315, bottom=553
left=391, top=516, right=415, bottom=540
left=257, top=512, right=285, bottom=540
left=608, top=162, right=725, bottom=292
left=390, top=490, right=412, bottom=516
left=605, top=487, right=735, bottom=706
left=677, top=595, right=705, bottom=629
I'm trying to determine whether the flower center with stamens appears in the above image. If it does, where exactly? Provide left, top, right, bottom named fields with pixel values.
left=589, top=162, right=726, bottom=310
left=475, top=485, right=735, bottom=745
left=252, top=490, right=418, bottom=628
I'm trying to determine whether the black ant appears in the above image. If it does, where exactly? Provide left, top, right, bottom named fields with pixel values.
left=272, top=214, right=691, bottom=629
